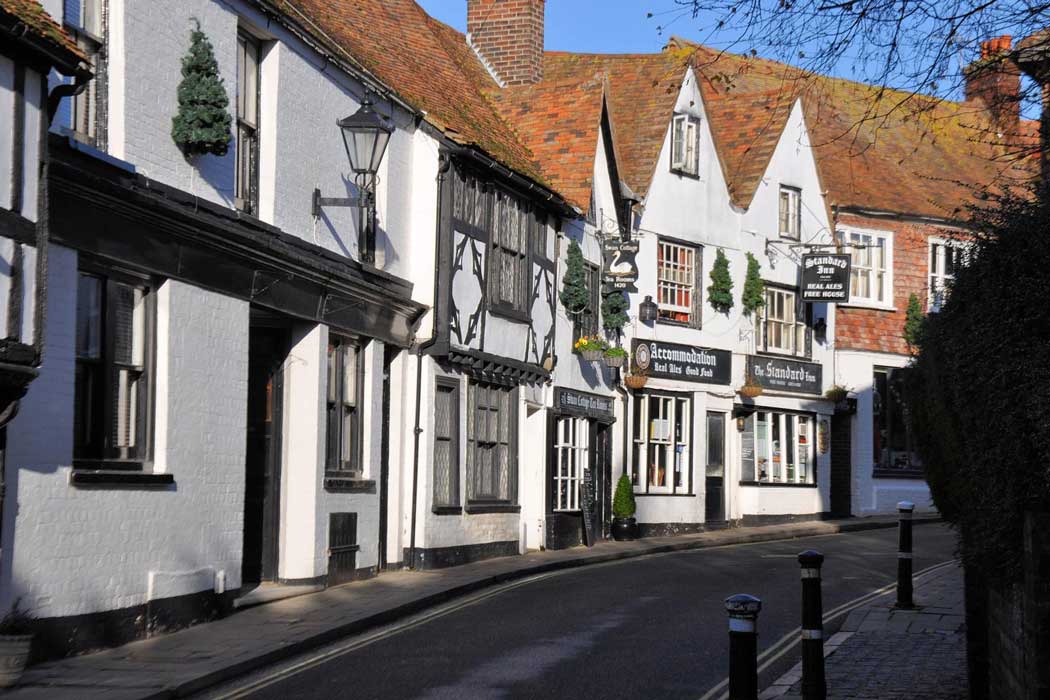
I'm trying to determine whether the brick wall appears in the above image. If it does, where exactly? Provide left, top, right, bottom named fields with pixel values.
left=466, top=0, right=544, bottom=86
left=834, top=212, right=963, bottom=355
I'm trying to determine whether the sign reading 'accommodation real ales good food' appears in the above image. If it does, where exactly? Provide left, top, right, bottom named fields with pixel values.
left=747, top=356, right=823, bottom=395
left=801, top=254, right=851, bottom=302
left=631, top=340, right=732, bottom=385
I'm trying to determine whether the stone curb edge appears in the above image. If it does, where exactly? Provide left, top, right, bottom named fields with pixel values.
left=145, top=516, right=941, bottom=699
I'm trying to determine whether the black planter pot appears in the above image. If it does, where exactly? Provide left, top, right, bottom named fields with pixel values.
left=611, top=516, right=636, bottom=541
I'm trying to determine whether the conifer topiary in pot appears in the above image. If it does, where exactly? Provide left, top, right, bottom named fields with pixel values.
left=0, top=600, right=34, bottom=688
left=611, top=474, right=637, bottom=541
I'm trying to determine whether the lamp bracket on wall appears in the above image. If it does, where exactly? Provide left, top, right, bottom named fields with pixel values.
left=312, top=188, right=362, bottom=219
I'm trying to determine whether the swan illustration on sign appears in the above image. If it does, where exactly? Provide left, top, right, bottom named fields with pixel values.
left=602, top=237, right=639, bottom=292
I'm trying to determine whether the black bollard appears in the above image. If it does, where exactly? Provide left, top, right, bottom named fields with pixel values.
left=896, top=500, right=914, bottom=608
left=725, top=593, right=762, bottom=700
left=798, top=550, right=827, bottom=700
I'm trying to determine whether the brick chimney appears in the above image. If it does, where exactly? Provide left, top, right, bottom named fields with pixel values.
left=963, top=35, right=1021, bottom=134
left=466, top=0, right=544, bottom=86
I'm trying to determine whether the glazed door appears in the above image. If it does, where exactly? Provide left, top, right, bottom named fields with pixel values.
left=705, top=412, right=726, bottom=524
left=242, top=326, right=286, bottom=584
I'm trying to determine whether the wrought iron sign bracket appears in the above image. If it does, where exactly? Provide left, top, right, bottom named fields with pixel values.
left=312, top=188, right=362, bottom=218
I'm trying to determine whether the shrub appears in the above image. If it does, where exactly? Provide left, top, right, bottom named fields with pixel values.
left=560, top=239, right=590, bottom=314
left=742, top=252, right=765, bottom=316
left=907, top=187, right=1050, bottom=582
left=0, top=600, right=33, bottom=636
left=708, top=247, right=734, bottom=313
left=903, top=292, right=924, bottom=353
left=171, top=21, right=232, bottom=157
left=612, top=474, right=636, bottom=518
left=602, top=289, right=630, bottom=332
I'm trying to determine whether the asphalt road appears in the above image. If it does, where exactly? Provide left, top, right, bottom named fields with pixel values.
left=206, top=523, right=957, bottom=700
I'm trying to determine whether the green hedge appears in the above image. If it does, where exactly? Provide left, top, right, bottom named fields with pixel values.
left=907, top=188, right=1050, bottom=582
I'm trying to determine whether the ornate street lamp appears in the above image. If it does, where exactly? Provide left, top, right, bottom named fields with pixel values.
left=639, top=295, right=658, bottom=324
left=313, top=93, right=394, bottom=265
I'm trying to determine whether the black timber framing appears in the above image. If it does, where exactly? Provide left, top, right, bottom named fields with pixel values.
left=48, top=136, right=426, bottom=347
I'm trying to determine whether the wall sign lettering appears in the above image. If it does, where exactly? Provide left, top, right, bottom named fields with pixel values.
left=602, top=237, right=639, bottom=293
left=554, top=388, right=616, bottom=422
left=632, top=339, right=732, bottom=385
left=747, top=355, right=823, bottom=395
left=801, top=254, right=851, bottom=302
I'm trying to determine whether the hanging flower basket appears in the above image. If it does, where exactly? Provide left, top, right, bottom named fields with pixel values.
left=624, top=374, right=649, bottom=390
left=738, top=381, right=763, bottom=399
left=574, top=335, right=607, bottom=363
left=604, top=347, right=628, bottom=368
left=582, top=349, right=604, bottom=362
left=824, top=385, right=849, bottom=403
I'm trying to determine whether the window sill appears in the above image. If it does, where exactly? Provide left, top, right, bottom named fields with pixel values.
left=754, top=350, right=813, bottom=361
left=872, top=469, right=926, bottom=480
left=488, top=305, right=531, bottom=324
left=73, top=459, right=145, bottom=472
left=324, top=476, right=376, bottom=493
left=70, top=470, right=174, bottom=488
left=633, top=492, right=695, bottom=497
left=739, top=480, right=817, bottom=489
left=656, top=318, right=699, bottom=330
left=669, top=167, right=700, bottom=180
left=432, top=505, right=463, bottom=515
left=836, top=301, right=897, bottom=312
left=464, top=503, right=521, bottom=514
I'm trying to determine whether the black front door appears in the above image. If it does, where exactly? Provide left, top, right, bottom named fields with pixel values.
left=595, top=422, right=613, bottom=539
left=242, top=326, right=287, bottom=584
left=705, top=412, right=726, bottom=524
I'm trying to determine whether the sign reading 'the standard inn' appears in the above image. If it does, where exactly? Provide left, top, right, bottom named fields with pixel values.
left=747, top=356, right=823, bottom=395
left=632, top=340, right=732, bottom=385
left=801, top=254, right=851, bottom=302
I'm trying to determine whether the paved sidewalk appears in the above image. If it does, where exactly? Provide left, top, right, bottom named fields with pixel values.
left=761, top=560, right=967, bottom=700
left=7, top=514, right=936, bottom=700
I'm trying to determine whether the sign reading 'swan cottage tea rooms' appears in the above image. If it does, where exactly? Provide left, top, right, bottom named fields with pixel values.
left=554, top=388, right=615, bottom=422
left=801, top=254, right=851, bottom=302
left=747, top=356, right=823, bottom=395
left=632, top=340, right=732, bottom=385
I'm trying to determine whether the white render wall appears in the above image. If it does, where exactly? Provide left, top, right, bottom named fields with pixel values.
left=836, top=349, right=934, bottom=515
left=3, top=260, right=250, bottom=617
left=0, top=59, right=43, bottom=221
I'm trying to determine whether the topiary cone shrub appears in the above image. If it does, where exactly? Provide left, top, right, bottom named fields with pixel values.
left=612, top=474, right=636, bottom=518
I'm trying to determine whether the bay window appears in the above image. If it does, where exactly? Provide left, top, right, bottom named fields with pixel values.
left=553, top=416, right=589, bottom=511
left=467, top=382, right=517, bottom=503
left=928, top=240, right=960, bottom=312
left=778, top=186, right=801, bottom=239
left=74, top=269, right=153, bottom=465
left=740, top=411, right=814, bottom=485
left=755, top=287, right=809, bottom=357
left=657, top=239, right=701, bottom=327
left=838, top=228, right=892, bottom=305
left=326, top=337, right=362, bottom=478
left=631, top=392, right=691, bottom=494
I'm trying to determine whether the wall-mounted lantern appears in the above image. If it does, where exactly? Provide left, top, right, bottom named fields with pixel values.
left=639, top=295, right=658, bottom=324
left=312, top=93, right=394, bottom=265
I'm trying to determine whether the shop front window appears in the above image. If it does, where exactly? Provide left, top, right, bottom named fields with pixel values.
left=740, top=410, right=814, bottom=485
left=553, top=416, right=589, bottom=511
left=873, top=367, right=922, bottom=472
left=631, top=392, right=691, bottom=494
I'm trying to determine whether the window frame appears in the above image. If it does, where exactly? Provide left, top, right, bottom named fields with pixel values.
left=73, top=264, right=155, bottom=470
left=670, top=113, right=700, bottom=176
left=432, top=377, right=461, bottom=509
left=553, top=415, right=590, bottom=512
left=630, top=390, right=693, bottom=495
left=740, top=410, right=816, bottom=486
left=325, top=335, right=364, bottom=479
left=487, top=189, right=533, bottom=319
left=837, top=226, right=894, bottom=308
left=778, top=186, right=801, bottom=240
left=65, top=0, right=108, bottom=149
left=872, top=366, right=922, bottom=474
left=656, top=237, right=702, bottom=328
left=235, top=29, right=262, bottom=216
left=928, top=238, right=962, bottom=312
left=466, top=381, right=518, bottom=505
left=755, top=285, right=811, bottom=359
left=572, top=260, right=601, bottom=345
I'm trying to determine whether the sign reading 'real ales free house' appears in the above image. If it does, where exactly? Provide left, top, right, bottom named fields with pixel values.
left=631, top=340, right=732, bottom=385
left=801, top=254, right=851, bottom=302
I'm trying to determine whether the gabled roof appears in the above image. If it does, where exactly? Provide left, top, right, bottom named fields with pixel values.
left=0, top=0, right=87, bottom=69
left=271, top=0, right=547, bottom=187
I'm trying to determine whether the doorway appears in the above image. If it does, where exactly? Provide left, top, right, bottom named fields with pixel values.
left=595, top=422, right=613, bottom=539
left=705, top=412, right=726, bottom=525
left=242, top=324, right=287, bottom=584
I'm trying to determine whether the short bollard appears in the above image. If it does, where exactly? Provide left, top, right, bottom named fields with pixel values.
left=798, top=550, right=827, bottom=700
left=896, top=500, right=915, bottom=608
left=725, top=593, right=762, bottom=700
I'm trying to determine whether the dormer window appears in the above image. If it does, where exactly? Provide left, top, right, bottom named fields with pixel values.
left=671, top=114, right=700, bottom=176
left=779, top=186, right=801, bottom=239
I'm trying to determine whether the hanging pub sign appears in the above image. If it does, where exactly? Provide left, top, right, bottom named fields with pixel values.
left=554, top=388, right=616, bottom=422
left=632, top=339, right=732, bottom=385
left=801, top=254, right=851, bottom=302
left=602, top=236, right=639, bottom=293
left=747, top=355, right=823, bottom=395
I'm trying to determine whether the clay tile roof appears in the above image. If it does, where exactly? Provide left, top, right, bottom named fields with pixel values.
left=486, top=74, right=607, bottom=210
left=0, top=0, right=87, bottom=67
left=272, top=0, right=547, bottom=189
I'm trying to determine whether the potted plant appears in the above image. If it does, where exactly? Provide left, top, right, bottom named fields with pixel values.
left=611, top=474, right=637, bottom=541
left=824, top=384, right=850, bottom=403
left=574, top=335, right=606, bottom=362
left=738, top=373, right=763, bottom=399
left=604, top=346, right=628, bottom=368
left=623, top=368, right=649, bottom=390
left=0, top=600, right=34, bottom=688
